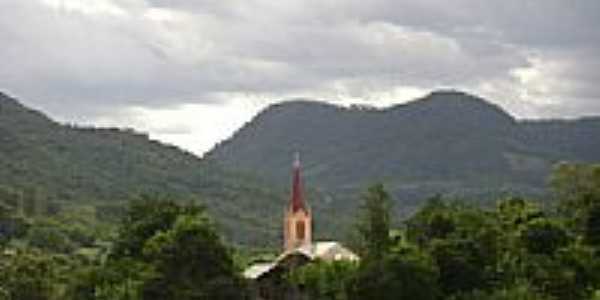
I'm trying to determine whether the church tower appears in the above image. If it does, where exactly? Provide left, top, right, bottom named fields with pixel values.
left=283, top=153, right=312, bottom=252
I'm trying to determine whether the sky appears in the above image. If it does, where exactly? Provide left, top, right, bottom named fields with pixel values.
left=1, top=1, right=599, bottom=155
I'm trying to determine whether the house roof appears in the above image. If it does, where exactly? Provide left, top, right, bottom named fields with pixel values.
left=243, top=242, right=359, bottom=280
left=243, top=262, right=276, bottom=280
left=279, top=241, right=359, bottom=262
left=272, top=241, right=360, bottom=266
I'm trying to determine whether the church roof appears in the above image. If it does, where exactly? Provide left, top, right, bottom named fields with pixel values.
left=243, top=262, right=276, bottom=279
left=277, top=241, right=360, bottom=262
left=243, top=241, right=359, bottom=280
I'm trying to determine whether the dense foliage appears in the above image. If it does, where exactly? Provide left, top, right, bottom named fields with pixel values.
left=0, top=197, right=247, bottom=300
left=286, top=164, right=600, bottom=300
left=1, top=162, right=600, bottom=299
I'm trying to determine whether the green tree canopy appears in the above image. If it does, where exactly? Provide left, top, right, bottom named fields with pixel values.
left=0, top=249, right=57, bottom=300
left=110, top=195, right=203, bottom=259
left=141, top=215, right=245, bottom=300
left=356, top=183, right=392, bottom=261
left=349, top=250, right=439, bottom=300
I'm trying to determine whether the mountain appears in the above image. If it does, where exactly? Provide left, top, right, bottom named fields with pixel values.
left=207, top=90, right=600, bottom=217
left=4, top=89, right=599, bottom=246
left=0, top=91, right=284, bottom=246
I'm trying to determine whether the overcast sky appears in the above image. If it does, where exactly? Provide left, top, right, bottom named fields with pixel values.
left=1, top=1, right=599, bottom=155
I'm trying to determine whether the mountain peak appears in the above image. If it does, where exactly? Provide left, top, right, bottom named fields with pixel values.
left=427, top=89, right=479, bottom=98
left=421, top=89, right=496, bottom=107
left=267, top=99, right=340, bottom=111
left=395, top=89, right=516, bottom=125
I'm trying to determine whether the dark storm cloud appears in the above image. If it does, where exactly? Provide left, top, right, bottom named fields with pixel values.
left=0, top=0, right=598, bottom=121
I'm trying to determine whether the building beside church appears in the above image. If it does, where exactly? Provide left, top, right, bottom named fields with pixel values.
left=244, top=154, right=358, bottom=300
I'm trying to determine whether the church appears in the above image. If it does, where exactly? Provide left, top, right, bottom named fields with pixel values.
left=244, top=154, right=358, bottom=299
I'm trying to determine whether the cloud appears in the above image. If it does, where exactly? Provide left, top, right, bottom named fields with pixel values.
left=0, top=0, right=598, bottom=153
left=92, top=96, right=266, bottom=155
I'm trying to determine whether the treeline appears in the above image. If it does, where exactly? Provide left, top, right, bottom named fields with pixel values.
left=291, top=163, right=600, bottom=300
left=1, top=163, right=600, bottom=300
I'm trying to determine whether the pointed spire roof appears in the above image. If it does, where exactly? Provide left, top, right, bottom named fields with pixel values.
left=290, top=152, right=307, bottom=212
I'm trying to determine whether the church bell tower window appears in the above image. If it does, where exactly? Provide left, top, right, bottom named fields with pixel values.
left=296, top=220, right=305, bottom=240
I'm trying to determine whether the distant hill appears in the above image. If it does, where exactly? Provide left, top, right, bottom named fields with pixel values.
left=0, top=91, right=284, bottom=246
left=207, top=90, right=600, bottom=217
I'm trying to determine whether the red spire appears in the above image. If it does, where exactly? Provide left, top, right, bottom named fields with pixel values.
left=290, top=152, right=307, bottom=212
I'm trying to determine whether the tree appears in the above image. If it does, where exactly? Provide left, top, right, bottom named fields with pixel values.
left=111, top=195, right=202, bottom=259
left=350, top=187, right=441, bottom=300
left=349, top=249, right=439, bottom=300
left=0, top=249, right=57, bottom=300
left=459, top=281, right=552, bottom=300
left=356, top=184, right=392, bottom=261
left=586, top=204, right=600, bottom=247
left=289, top=260, right=358, bottom=300
left=66, top=258, right=151, bottom=300
left=551, top=163, right=600, bottom=206
left=101, top=197, right=245, bottom=300
left=551, top=163, right=600, bottom=254
left=497, top=197, right=543, bottom=231
left=141, top=215, right=246, bottom=300
left=429, top=238, right=489, bottom=295
left=405, top=196, right=457, bottom=246
left=520, top=219, right=569, bottom=256
left=26, top=225, right=75, bottom=253
left=523, top=253, right=588, bottom=300
left=552, top=163, right=600, bottom=233
left=0, top=215, right=28, bottom=249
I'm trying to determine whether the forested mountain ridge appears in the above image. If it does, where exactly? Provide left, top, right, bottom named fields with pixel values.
left=3, top=90, right=600, bottom=245
left=0, top=91, right=284, bottom=246
left=208, top=90, right=600, bottom=215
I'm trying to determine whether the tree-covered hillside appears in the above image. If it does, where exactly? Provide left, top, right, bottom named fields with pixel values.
left=0, top=91, right=284, bottom=246
left=208, top=90, right=600, bottom=216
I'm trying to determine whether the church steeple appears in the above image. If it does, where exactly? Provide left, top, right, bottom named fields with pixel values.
left=290, top=152, right=306, bottom=213
left=284, top=152, right=312, bottom=251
